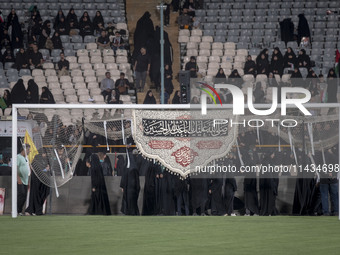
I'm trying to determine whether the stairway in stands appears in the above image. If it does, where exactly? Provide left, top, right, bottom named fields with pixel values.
left=126, top=0, right=180, bottom=104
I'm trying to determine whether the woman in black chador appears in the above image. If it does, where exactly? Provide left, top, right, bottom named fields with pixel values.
left=87, top=153, right=111, bottom=215
left=120, top=152, right=140, bottom=215
left=25, top=149, right=50, bottom=215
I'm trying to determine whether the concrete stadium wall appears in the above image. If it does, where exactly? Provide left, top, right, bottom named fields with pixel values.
left=0, top=177, right=296, bottom=215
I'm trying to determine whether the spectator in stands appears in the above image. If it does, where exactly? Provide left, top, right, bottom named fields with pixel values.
left=11, top=18, right=24, bottom=49
left=2, top=47, right=14, bottom=66
left=214, top=68, right=227, bottom=84
left=297, top=14, right=311, bottom=46
left=108, top=89, right=120, bottom=104
left=98, top=152, right=113, bottom=176
left=2, top=89, right=11, bottom=113
left=133, top=11, right=154, bottom=61
left=297, top=49, right=311, bottom=69
left=318, top=74, right=327, bottom=103
left=79, top=16, right=94, bottom=39
left=1, top=29, right=11, bottom=49
left=172, top=90, right=181, bottom=104
left=7, top=9, right=18, bottom=26
left=185, top=56, right=198, bottom=78
left=93, top=11, right=104, bottom=35
left=29, top=44, right=43, bottom=69
left=29, top=6, right=41, bottom=22
left=29, top=19, right=42, bottom=44
left=38, top=20, right=52, bottom=49
left=52, top=32, right=63, bottom=50
left=40, top=86, right=55, bottom=104
left=55, top=17, right=68, bottom=36
left=270, top=48, right=284, bottom=77
left=100, top=72, right=115, bottom=102
left=17, top=144, right=30, bottom=215
left=228, top=69, right=242, bottom=88
left=253, top=82, right=265, bottom=103
left=57, top=52, right=69, bottom=77
left=177, top=9, right=192, bottom=29
left=183, top=0, right=199, bottom=17
left=115, top=72, right=130, bottom=95
left=26, top=79, right=40, bottom=104
left=291, top=67, right=305, bottom=87
left=66, top=8, right=78, bottom=29
left=279, top=18, right=294, bottom=46
left=106, top=22, right=115, bottom=37
left=244, top=55, right=256, bottom=76
left=54, top=9, right=65, bottom=29
left=327, top=68, right=338, bottom=103
left=11, top=79, right=26, bottom=104
left=97, top=30, right=110, bottom=50
left=283, top=47, right=296, bottom=69
left=112, top=31, right=125, bottom=52
left=307, top=70, right=320, bottom=102
left=81, top=11, right=92, bottom=23
left=15, top=48, right=28, bottom=71
left=268, top=73, right=278, bottom=87
left=134, top=47, right=151, bottom=92
left=256, top=50, right=270, bottom=76
left=143, top=90, right=156, bottom=104
left=164, top=64, right=174, bottom=96
left=172, top=0, right=180, bottom=13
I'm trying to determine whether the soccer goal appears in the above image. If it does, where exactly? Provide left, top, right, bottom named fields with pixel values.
left=10, top=103, right=340, bottom=218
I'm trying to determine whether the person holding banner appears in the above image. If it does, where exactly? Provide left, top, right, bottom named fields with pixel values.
left=17, top=144, right=30, bottom=215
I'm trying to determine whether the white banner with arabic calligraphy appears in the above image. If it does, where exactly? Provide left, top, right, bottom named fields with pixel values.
left=132, top=110, right=238, bottom=178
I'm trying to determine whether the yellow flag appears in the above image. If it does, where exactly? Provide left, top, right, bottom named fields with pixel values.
left=24, top=130, right=39, bottom=163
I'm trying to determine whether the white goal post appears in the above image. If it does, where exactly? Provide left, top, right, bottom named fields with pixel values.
left=11, top=103, right=340, bottom=219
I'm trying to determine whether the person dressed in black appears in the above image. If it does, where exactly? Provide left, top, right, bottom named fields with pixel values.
left=190, top=176, right=209, bottom=215
left=2, top=89, right=11, bottom=114
left=11, top=18, right=24, bottom=49
left=142, top=160, right=157, bottom=215
left=11, top=79, right=26, bottom=104
left=243, top=148, right=260, bottom=215
left=115, top=72, right=130, bottom=95
left=327, top=68, right=337, bottom=103
left=51, top=32, right=63, bottom=50
left=66, top=8, right=78, bottom=28
left=244, top=55, right=256, bottom=76
left=29, top=44, right=43, bottom=69
left=185, top=56, right=198, bottom=78
left=98, top=152, right=113, bottom=176
left=271, top=47, right=284, bottom=77
left=87, top=153, right=111, bottom=215
left=120, top=152, right=140, bottom=215
left=174, top=176, right=190, bottom=216
left=164, top=64, right=174, bottom=96
left=172, top=90, right=181, bottom=104
left=259, top=152, right=279, bottom=216
left=2, top=47, right=15, bottom=66
left=79, top=15, right=94, bottom=39
left=297, top=13, right=311, bottom=46
left=297, top=49, right=311, bottom=70
left=228, top=69, right=242, bottom=88
left=38, top=20, right=52, bottom=49
left=134, top=47, right=151, bottom=92
left=256, top=50, right=270, bottom=76
left=143, top=90, right=156, bottom=104
left=55, top=17, right=68, bottom=36
left=283, top=47, right=297, bottom=69
left=291, top=67, right=305, bottom=87
left=279, top=18, right=294, bottom=46
left=214, top=68, right=227, bottom=84
left=155, top=167, right=176, bottom=215
left=133, top=11, right=154, bottom=60
left=57, top=52, right=69, bottom=77
left=40, top=86, right=55, bottom=104
left=15, top=48, right=28, bottom=71
left=25, top=149, right=50, bottom=215
left=53, top=9, right=65, bottom=30
left=93, top=11, right=104, bottom=35
left=26, top=79, right=40, bottom=104
left=253, top=82, right=265, bottom=103
left=222, top=154, right=237, bottom=216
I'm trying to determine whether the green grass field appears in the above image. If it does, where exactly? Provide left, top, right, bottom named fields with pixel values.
left=1, top=216, right=340, bottom=255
